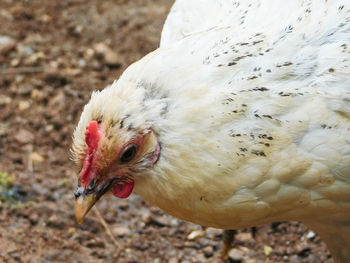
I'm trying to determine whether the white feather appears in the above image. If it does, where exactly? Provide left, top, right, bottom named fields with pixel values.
left=74, top=1, right=350, bottom=261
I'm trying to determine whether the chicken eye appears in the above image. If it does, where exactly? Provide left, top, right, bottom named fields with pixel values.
left=120, top=144, right=137, bottom=163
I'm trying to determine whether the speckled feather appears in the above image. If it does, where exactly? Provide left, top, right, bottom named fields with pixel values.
left=72, top=1, right=350, bottom=261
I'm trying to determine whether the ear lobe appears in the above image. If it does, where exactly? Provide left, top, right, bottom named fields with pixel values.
left=142, top=129, right=158, bottom=151
left=141, top=129, right=160, bottom=166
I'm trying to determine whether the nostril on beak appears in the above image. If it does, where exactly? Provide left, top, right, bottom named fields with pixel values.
left=74, top=189, right=80, bottom=198
left=74, top=186, right=84, bottom=199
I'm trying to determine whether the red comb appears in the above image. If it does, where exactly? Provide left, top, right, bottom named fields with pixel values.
left=80, top=121, right=101, bottom=187
left=85, top=120, right=101, bottom=150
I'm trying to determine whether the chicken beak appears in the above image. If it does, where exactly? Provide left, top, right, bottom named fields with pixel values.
left=75, top=193, right=97, bottom=224
left=74, top=178, right=117, bottom=223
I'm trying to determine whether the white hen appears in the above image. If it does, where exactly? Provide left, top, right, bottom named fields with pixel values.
left=73, top=1, right=350, bottom=262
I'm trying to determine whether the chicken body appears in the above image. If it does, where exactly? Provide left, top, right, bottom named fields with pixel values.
left=73, top=1, right=350, bottom=262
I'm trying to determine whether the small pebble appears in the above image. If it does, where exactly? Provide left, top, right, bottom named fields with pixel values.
left=93, top=42, right=121, bottom=66
left=86, top=238, right=105, bottom=248
left=168, top=257, right=178, bottom=263
left=29, top=213, right=39, bottom=225
left=31, top=89, right=44, bottom=101
left=140, top=211, right=152, bottom=224
left=205, top=227, right=222, bottom=239
left=31, top=152, right=45, bottom=163
left=0, top=35, right=15, bottom=55
left=203, top=246, right=214, bottom=257
left=112, top=226, right=131, bottom=237
left=118, top=199, right=129, bottom=210
left=151, top=215, right=172, bottom=226
left=236, top=232, right=253, bottom=242
left=187, top=230, right=204, bottom=240
left=228, top=248, right=244, bottom=261
left=306, top=231, right=316, bottom=240
left=14, top=129, right=34, bottom=144
left=0, top=95, right=12, bottom=106
left=67, top=227, right=76, bottom=237
left=25, top=51, right=45, bottom=65
left=18, top=100, right=31, bottom=111
left=264, top=245, right=273, bottom=256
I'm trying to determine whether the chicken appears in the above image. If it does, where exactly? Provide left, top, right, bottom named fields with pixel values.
left=72, top=0, right=350, bottom=262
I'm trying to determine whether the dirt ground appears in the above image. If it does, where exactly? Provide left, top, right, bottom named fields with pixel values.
left=0, top=0, right=333, bottom=262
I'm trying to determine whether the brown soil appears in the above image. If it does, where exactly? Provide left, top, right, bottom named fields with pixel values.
left=0, top=0, right=333, bottom=262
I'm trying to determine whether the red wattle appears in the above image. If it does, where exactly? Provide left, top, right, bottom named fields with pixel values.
left=111, top=181, right=134, bottom=198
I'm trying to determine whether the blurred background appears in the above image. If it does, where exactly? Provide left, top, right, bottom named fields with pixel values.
left=0, top=0, right=332, bottom=262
